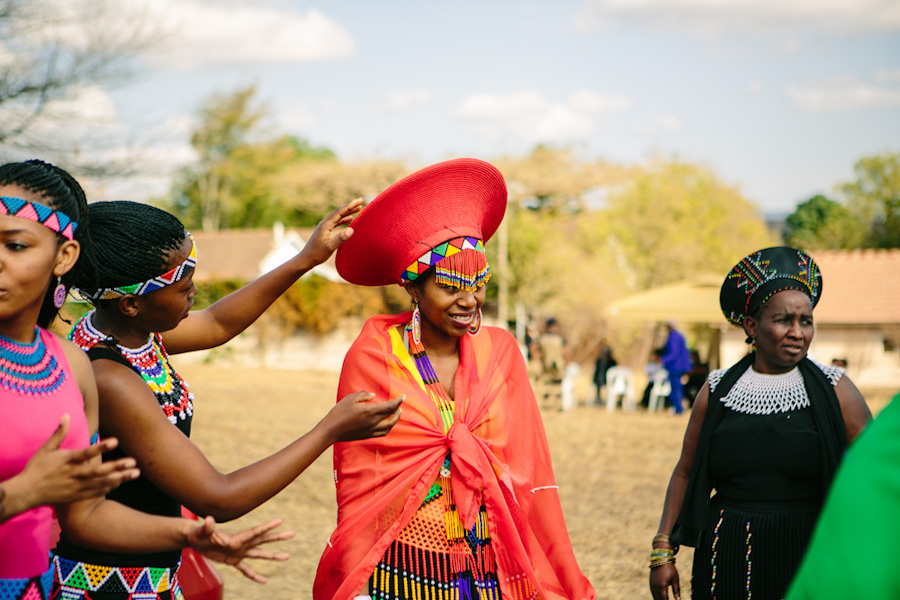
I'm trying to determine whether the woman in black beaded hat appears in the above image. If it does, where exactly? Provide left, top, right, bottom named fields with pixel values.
left=649, top=246, right=872, bottom=600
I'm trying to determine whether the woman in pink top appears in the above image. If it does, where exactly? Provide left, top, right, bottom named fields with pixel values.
left=0, top=160, right=290, bottom=600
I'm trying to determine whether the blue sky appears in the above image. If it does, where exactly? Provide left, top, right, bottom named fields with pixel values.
left=27, top=0, right=900, bottom=213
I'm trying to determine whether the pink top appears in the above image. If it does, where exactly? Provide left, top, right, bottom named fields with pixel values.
left=0, top=328, right=88, bottom=578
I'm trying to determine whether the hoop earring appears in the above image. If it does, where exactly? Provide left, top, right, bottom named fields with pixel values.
left=53, top=276, right=67, bottom=309
left=411, top=303, right=422, bottom=346
left=469, top=308, right=482, bottom=336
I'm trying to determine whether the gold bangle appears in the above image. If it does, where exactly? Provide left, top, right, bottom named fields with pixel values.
left=649, top=558, right=676, bottom=569
left=652, top=533, right=671, bottom=545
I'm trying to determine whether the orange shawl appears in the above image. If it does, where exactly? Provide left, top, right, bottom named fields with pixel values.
left=314, top=313, right=594, bottom=600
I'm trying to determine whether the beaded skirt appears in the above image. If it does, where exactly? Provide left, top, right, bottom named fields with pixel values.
left=690, top=499, right=818, bottom=600
left=49, top=556, right=184, bottom=600
left=0, top=564, right=54, bottom=600
left=369, top=457, right=501, bottom=600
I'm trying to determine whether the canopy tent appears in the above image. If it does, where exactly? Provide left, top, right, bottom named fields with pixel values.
left=605, top=274, right=724, bottom=324
left=605, top=275, right=726, bottom=371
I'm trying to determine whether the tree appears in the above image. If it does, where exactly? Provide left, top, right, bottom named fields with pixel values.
left=169, top=85, right=405, bottom=230
left=494, top=145, right=636, bottom=213
left=784, top=194, right=866, bottom=250
left=0, top=0, right=154, bottom=164
left=603, top=159, right=773, bottom=290
left=840, top=151, right=900, bottom=248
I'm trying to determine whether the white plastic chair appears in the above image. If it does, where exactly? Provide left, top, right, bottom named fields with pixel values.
left=605, top=366, right=635, bottom=412
left=648, top=368, right=671, bottom=413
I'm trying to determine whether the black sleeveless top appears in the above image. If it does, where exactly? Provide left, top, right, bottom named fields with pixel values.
left=54, top=347, right=192, bottom=569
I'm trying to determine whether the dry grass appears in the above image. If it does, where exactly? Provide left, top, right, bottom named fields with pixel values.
left=180, top=363, right=894, bottom=600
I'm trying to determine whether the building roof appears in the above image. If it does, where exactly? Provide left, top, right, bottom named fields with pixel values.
left=812, top=249, right=900, bottom=325
left=605, top=249, right=900, bottom=325
left=190, top=226, right=327, bottom=283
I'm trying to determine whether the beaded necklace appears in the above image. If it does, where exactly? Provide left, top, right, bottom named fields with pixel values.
left=708, top=361, right=842, bottom=415
left=69, top=311, right=193, bottom=425
left=0, top=326, right=66, bottom=396
left=393, top=320, right=499, bottom=598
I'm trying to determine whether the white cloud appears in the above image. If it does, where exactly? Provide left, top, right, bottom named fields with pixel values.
left=746, top=81, right=765, bottom=94
left=569, top=91, right=633, bottom=113
left=456, top=92, right=595, bottom=142
left=788, top=79, right=900, bottom=111
left=143, top=1, right=354, bottom=69
left=0, top=85, right=123, bottom=142
left=631, top=115, right=682, bottom=134
left=385, top=90, right=432, bottom=112
left=876, top=68, right=900, bottom=83
left=575, top=0, right=900, bottom=35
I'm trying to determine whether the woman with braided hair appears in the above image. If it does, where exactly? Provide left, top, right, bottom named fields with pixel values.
left=649, top=247, right=872, bottom=600
left=53, top=199, right=402, bottom=599
left=0, top=160, right=292, bottom=600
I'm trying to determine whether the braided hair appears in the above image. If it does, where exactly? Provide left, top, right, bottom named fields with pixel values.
left=71, top=200, right=187, bottom=308
left=0, top=160, right=95, bottom=328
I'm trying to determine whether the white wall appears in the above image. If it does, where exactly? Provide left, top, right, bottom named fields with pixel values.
left=720, top=325, right=900, bottom=390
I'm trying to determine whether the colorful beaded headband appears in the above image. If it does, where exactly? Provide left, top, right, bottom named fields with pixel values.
left=85, top=234, right=197, bottom=301
left=401, top=236, right=491, bottom=293
left=0, top=196, right=78, bottom=240
left=720, top=246, right=822, bottom=326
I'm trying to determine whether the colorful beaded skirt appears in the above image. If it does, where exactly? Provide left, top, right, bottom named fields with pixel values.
left=369, top=456, right=501, bottom=600
left=0, top=563, right=54, bottom=600
left=50, top=556, right=184, bottom=600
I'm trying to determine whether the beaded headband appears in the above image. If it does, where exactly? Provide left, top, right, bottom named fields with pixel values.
left=84, top=234, right=197, bottom=302
left=0, top=196, right=78, bottom=240
left=401, top=236, right=491, bottom=293
left=720, top=246, right=822, bottom=326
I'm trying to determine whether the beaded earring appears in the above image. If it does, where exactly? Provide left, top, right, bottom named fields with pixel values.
left=411, top=303, right=422, bottom=346
left=469, top=308, right=482, bottom=336
left=53, top=276, right=66, bottom=309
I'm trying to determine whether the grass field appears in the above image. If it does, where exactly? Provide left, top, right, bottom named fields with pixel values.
left=179, top=363, right=893, bottom=599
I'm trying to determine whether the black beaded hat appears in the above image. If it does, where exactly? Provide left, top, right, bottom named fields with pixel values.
left=720, top=246, right=822, bottom=326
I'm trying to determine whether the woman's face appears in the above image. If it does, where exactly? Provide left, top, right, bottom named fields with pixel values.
left=744, top=289, right=814, bottom=374
left=0, top=185, right=79, bottom=339
left=410, top=273, right=487, bottom=341
left=134, top=233, right=197, bottom=333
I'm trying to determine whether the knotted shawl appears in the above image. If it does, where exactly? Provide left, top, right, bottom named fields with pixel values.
left=314, top=313, right=594, bottom=600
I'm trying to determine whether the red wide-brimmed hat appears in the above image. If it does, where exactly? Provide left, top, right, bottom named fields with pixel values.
left=336, top=158, right=507, bottom=287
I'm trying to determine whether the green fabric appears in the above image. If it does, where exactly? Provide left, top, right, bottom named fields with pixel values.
left=787, top=392, right=900, bottom=599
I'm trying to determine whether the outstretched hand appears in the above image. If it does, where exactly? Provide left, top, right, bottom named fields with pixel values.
left=15, top=414, right=140, bottom=510
left=186, top=516, right=294, bottom=583
left=323, top=391, right=404, bottom=443
left=300, top=198, right=364, bottom=267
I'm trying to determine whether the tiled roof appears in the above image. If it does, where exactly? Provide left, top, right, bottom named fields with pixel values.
left=812, top=249, right=900, bottom=324
left=190, top=228, right=316, bottom=282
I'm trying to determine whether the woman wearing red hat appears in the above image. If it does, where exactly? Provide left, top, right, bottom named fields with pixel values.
left=315, top=159, right=594, bottom=600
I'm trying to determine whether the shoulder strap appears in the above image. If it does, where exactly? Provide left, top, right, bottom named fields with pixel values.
left=85, top=345, right=136, bottom=372
left=671, top=353, right=754, bottom=547
left=798, top=357, right=848, bottom=495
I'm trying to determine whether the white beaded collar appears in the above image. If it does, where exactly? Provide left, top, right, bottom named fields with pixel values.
left=708, top=360, right=843, bottom=416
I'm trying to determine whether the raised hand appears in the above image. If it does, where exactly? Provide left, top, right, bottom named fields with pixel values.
left=322, top=391, right=404, bottom=442
left=300, top=198, right=364, bottom=266
left=186, top=516, right=294, bottom=583
left=2, top=414, right=140, bottom=519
